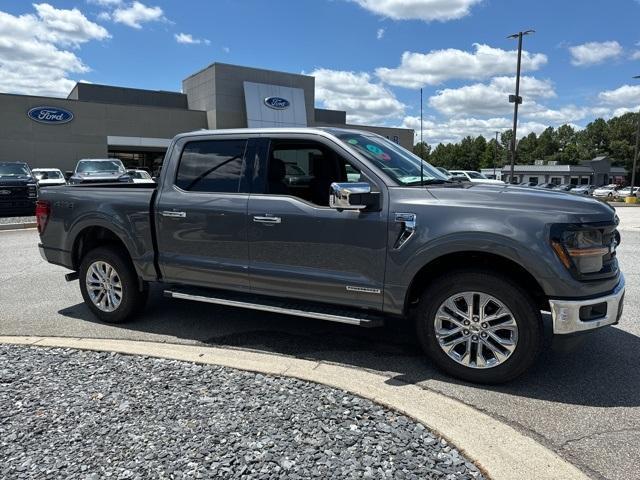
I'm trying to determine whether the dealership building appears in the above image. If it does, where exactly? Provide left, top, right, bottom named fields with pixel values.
left=481, top=156, right=628, bottom=186
left=0, top=62, right=413, bottom=173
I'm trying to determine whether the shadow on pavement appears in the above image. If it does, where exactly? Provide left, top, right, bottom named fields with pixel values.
left=58, top=285, right=640, bottom=409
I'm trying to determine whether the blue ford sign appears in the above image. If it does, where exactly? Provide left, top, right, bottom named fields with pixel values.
left=27, top=106, right=74, bottom=124
left=263, top=96, right=290, bottom=110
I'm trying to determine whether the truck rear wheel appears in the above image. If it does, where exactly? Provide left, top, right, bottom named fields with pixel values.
left=414, top=270, right=543, bottom=384
left=79, top=246, right=148, bottom=324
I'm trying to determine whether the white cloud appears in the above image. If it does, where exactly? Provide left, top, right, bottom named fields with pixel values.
left=402, top=115, right=548, bottom=145
left=87, top=0, right=123, bottom=6
left=222, top=46, right=230, bottom=53
left=350, top=0, right=483, bottom=22
left=33, top=3, right=109, bottom=46
left=310, top=68, right=405, bottom=124
left=174, top=32, right=210, bottom=45
left=598, top=84, right=640, bottom=106
left=428, top=76, right=556, bottom=117
left=376, top=43, right=548, bottom=88
left=631, top=50, right=640, bottom=60
left=0, top=3, right=109, bottom=96
left=569, top=41, right=622, bottom=66
left=376, top=28, right=385, bottom=40
left=112, top=1, right=164, bottom=29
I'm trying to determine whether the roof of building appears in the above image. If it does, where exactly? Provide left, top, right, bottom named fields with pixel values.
left=500, top=164, right=593, bottom=173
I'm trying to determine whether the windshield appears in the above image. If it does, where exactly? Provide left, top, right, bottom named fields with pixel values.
left=336, top=133, right=447, bottom=186
left=0, top=163, right=31, bottom=177
left=34, top=170, right=63, bottom=179
left=77, top=160, right=124, bottom=174
left=131, top=171, right=151, bottom=179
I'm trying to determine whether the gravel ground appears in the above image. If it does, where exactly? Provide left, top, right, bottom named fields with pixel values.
left=0, top=215, right=35, bottom=224
left=0, top=345, right=484, bottom=480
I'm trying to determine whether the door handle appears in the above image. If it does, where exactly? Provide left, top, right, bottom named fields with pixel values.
left=160, top=210, right=186, bottom=218
left=253, top=215, right=281, bottom=224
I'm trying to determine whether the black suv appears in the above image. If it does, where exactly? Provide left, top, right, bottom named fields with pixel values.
left=0, top=162, right=38, bottom=217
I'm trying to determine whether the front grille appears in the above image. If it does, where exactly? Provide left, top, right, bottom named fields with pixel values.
left=0, top=186, right=28, bottom=198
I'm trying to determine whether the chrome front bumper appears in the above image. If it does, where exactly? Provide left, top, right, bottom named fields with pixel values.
left=549, top=275, right=625, bottom=334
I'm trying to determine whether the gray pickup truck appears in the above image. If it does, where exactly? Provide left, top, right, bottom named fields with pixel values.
left=36, top=128, right=625, bottom=383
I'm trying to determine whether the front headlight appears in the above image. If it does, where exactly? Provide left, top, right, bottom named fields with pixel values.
left=27, top=183, right=37, bottom=198
left=551, top=226, right=613, bottom=275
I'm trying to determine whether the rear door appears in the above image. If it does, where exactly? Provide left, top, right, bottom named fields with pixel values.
left=247, top=133, right=388, bottom=310
left=155, top=134, right=253, bottom=292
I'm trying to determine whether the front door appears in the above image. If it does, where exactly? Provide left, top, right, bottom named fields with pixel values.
left=247, top=135, right=388, bottom=310
left=156, top=135, right=253, bottom=292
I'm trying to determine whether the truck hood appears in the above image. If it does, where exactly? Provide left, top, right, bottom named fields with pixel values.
left=0, top=176, right=36, bottom=186
left=424, top=183, right=616, bottom=223
left=71, top=171, right=126, bottom=181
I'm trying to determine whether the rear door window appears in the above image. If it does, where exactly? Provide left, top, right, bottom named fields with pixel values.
left=176, top=139, right=247, bottom=193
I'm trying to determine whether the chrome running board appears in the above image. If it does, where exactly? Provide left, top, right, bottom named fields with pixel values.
left=163, top=289, right=384, bottom=328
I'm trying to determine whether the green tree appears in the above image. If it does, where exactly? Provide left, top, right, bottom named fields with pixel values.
left=413, top=141, right=431, bottom=160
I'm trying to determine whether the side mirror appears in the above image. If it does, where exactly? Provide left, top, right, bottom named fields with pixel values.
left=330, top=182, right=378, bottom=211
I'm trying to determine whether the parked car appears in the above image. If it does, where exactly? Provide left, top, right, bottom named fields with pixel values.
left=68, top=159, right=131, bottom=185
left=0, top=161, right=38, bottom=216
left=435, top=167, right=467, bottom=182
left=535, top=183, right=557, bottom=189
left=571, top=185, right=596, bottom=196
left=126, top=169, right=155, bottom=184
left=449, top=170, right=505, bottom=185
left=593, top=184, right=621, bottom=199
left=37, top=127, right=624, bottom=384
left=553, top=184, right=577, bottom=192
left=615, top=186, right=640, bottom=199
left=32, top=168, right=67, bottom=187
left=518, top=181, right=538, bottom=187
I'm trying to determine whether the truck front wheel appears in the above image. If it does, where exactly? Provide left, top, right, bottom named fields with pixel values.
left=414, top=270, right=543, bottom=384
left=79, top=246, right=148, bottom=324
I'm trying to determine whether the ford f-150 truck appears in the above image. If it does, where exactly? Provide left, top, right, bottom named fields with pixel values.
left=36, top=128, right=625, bottom=383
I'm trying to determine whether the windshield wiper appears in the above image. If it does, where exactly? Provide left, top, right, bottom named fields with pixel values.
left=405, top=178, right=453, bottom=186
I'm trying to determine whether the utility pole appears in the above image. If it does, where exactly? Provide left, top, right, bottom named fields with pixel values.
left=420, top=87, right=424, bottom=185
left=494, top=131, right=499, bottom=179
left=507, top=29, right=535, bottom=184
left=632, top=76, right=640, bottom=196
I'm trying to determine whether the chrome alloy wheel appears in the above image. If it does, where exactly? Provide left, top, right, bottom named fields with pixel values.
left=85, top=261, right=123, bottom=312
left=434, top=291, right=518, bottom=369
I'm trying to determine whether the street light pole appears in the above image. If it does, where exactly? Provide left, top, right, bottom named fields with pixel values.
left=507, top=29, right=535, bottom=184
left=631, top=76, right=640, bottom=196
left=493, top=131, right=499, bottom=179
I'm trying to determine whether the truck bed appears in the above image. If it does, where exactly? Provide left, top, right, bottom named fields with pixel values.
left=38, top=183, right=158, bottom=281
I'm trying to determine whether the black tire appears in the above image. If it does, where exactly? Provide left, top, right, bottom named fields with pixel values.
left=414, top=270, right=543, bottom=384
left=79, top=246, right=148, bottom=324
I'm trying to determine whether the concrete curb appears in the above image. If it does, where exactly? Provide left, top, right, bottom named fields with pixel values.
left=0, top=335, right=589, bottom=480
left=0, top=222, right=37, bottom=231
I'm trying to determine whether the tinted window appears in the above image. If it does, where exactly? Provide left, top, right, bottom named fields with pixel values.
left=176, top=139, right=246, bottom=193
left=77, top=160, right=124, bottom=173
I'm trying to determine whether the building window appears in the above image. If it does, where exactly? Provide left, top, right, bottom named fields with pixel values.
left=393, top=135, right=399, bottom=144
left=528, top=176, right=539, bottom=185
left=175, top=139, right=247, bottom=193
left=570, top=177, right=579, bottom=185
left=580, top=177, right=590, bottom=185
left=551, top=177, right=562, bottom=185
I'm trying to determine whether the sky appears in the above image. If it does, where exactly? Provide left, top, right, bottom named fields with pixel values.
left=1, top=0, right=640, bottom=145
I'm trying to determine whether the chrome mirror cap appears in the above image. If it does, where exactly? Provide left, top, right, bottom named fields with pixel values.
left=329, top=182, right=371, bottom=210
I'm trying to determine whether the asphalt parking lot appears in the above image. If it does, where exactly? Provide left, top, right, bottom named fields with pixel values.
left=0, top=208, right=638, bottom=480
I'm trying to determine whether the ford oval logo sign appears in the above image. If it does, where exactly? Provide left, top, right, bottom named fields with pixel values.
left=27, top=106, right=74, bottom=124
left=264, top=96, right=290, bottom=110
